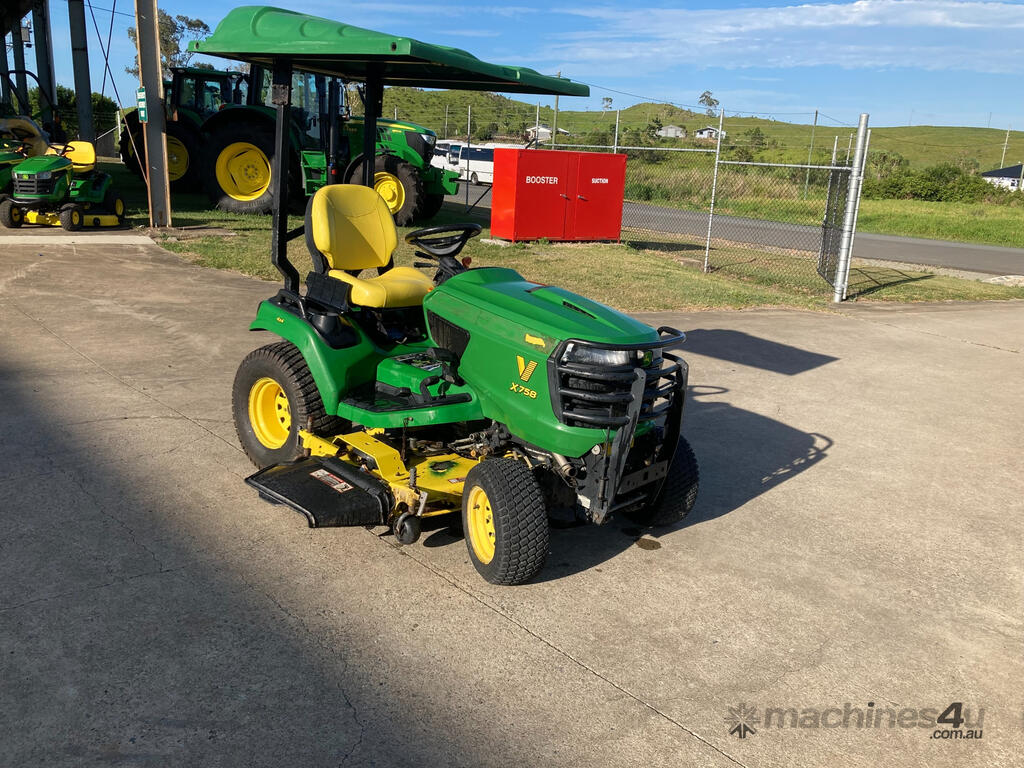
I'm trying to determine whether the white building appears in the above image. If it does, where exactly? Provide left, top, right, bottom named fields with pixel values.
left=656, top=124, right=686, bottom=138
left=981, top=164, right=1024, bottom=191
left=525, top=124, right=571, bottom=143
left=694, top=126, right=726, bottom=140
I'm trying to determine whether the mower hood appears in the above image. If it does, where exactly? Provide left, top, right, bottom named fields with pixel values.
left=12, top=154, right=70, bottom=176
left=427, top=267, right=658, bottom=350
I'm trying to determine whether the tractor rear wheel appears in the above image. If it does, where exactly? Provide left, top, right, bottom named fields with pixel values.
left=204, top=123, right=277, bottom=214
left=120, top=117, right=202, bottom=193
left=59, top=203, right=84, bottom=231
left=462, top=458, right=549, bottom=585
left=626, top=437, right=700, bottom=527
left=232, top=341, right=343, bottom=469
left=0, top=199, right=23, bottom=228
left=346, top=155, right=424, bottom=226
left=103, top=188, right=126, bottom=224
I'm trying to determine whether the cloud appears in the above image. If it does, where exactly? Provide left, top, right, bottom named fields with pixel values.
left=537, top=0, right=1024, bottom=74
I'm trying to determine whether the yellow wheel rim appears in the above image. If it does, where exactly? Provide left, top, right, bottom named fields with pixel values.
left=72, top=209, right=81, bottom=225
left=373, top=171, right=405, bottom=214
left=115, top=198, right=125, bottom=216
left=11, top=207, right=21, bottom=223
left=248, top=377, right=291, bottom=449
left=467, top=485, right=496, bottom=564
left=215, top=141, right=271, bottom=201
left=166, top=136, right=189, bottom=181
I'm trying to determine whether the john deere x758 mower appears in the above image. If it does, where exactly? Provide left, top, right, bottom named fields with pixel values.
left=212, top=7, right=698, bottom=585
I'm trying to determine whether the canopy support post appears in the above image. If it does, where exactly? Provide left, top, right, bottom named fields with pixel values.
left=270, top=59, right=299, bottom=293
left=362, top=69, right=382, bottom=187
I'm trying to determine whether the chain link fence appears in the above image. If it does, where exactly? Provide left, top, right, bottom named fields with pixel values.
left=392, top=98, right=867, bottom=299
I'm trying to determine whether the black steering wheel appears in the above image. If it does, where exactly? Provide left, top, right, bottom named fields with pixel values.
left=405, top=224, right=482, bottom=285
left=405, top=223, right=482, bottom=258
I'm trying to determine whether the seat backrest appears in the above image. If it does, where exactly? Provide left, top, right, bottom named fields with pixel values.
left=45, top=140, right=96, bottom=172
left=306, top=185, right=397, bottom=272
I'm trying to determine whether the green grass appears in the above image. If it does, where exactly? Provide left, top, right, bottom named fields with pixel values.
left=103, top=161, right=1024, bottom=309
left=856, top=199, right=1024, bottom=248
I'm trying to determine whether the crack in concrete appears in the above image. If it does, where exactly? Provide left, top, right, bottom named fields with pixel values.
left=841, top=311, right=1022, bottom=355
left=390, top=539, right=751, bottom=768
left=0, top=565, right=187, bottom=613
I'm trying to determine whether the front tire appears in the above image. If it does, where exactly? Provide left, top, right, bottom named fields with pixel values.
left=59, top=203, right=84, bottom=231
left=418, top=192, right=444, bottom=222
left=346, top=155, right=424, bottom=226
left=232, top=341, right=340, bottom=468
left=626, top=437, right=700, bottom=527
left=0, top=199, right=23, bottom=228
left=462, top=458, right=549, bottom=585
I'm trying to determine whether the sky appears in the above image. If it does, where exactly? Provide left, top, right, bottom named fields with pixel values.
left=23, top=0, right=1024, bottom=130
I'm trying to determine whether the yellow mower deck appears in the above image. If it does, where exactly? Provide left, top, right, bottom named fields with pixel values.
left=301, top=429, right=480, bottom=519
left=24, top=210, right=122, bottom=228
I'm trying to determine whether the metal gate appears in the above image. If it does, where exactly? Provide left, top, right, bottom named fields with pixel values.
left=817, top=167, right=852, bottom=286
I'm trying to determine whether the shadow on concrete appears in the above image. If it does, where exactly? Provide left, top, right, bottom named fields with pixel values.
left=682, top=329, right=838, bottom=375
left=0, top=359, right=534, bottom=767
left=536, top=384, right=833, bottom=581
left=845, top=266, right=933, bottom=298
left=627, top=240, right=704, bottom=254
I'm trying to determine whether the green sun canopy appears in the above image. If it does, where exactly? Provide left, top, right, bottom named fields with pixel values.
left=190, top=6, right=589, bottom=97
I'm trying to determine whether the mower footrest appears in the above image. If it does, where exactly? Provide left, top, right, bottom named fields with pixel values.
left=245, top=457, right=391, bottom=527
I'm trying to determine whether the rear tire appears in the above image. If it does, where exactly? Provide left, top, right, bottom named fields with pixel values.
left=103, top=187, right=126, bottom=224
left=118, top=113, right=144, bottom=180
left=462, top=458, right=549, bottom=585
left=59, top=203, right=84, bottom=231
left=232, top=341, right=343, bottom=468
left=165, top=121, right=204, bottom=192
left=626, top=437, right=700, bottom=527
left=346, top=155, right=424, bottom=226
left=0, top=199, right=23, bottom=228
left=203, top=122, right=278, bottom=214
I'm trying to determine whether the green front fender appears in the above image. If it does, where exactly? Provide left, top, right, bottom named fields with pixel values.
left=249, top=300, right=378, bottom=414
left=424, top=167, right=459, bottom=196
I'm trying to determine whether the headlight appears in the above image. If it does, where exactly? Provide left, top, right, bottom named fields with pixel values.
left=421, top=133, right=436, bottom=146
left=562, top=344, right=663, bottom=368
left=36, top=171, right=52, bottom=180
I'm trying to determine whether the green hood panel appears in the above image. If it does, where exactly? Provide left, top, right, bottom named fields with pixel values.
left=427, top=268, right=657, bottom=348
left=13, top=155, right=71, bottom=175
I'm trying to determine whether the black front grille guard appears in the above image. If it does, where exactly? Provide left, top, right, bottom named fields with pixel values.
left=548, top=327, right=689, bottom=524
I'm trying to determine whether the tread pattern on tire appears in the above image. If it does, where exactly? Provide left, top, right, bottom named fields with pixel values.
left=629, top=437, right=700, bottom=527
left=203, top=123, right=277, bottom=214
left=464, top=458, right=549, bottom=585
left=232, top=341, right=342, bottom=467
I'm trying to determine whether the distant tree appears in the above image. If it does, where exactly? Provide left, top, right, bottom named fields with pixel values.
left=28, top=86, right=118, bottom=137
left=698, top=90, right=719, bottom=117
left=744, top=126, right=766, bottom=151
left=952, top=151, right=979, bottom=175
left=126, top=11, right=211, bottom=79
left=601, top=97, right=613, bottom=111
left=867, top=150, right=908, bottom=180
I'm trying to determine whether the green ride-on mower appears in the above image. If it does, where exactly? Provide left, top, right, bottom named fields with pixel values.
left=235, top=184, right=699, bottom=585
left=0, top=141, right=126, bottom=231
left=214, top=7, right=698, bottom=585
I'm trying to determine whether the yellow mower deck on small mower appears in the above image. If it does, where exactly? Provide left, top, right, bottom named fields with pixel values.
left=23, top=210, right=121, bottom=228
left=300, top=429, right=480, bottom=518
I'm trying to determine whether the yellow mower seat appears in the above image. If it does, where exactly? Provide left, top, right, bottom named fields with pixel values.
left=307, top=184, right=433, bottom=309
left=46, top=141, right=96, bottom=173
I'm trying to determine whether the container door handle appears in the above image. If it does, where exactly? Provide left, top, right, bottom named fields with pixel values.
left=560, top=193, right=570, bottom=200
left=578, top=195, right=587, bottom=201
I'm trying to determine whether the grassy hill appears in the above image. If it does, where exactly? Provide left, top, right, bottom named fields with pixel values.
left=383, top=87, right=1024, bottom=171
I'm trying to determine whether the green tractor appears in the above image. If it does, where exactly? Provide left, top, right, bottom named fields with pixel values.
left=208, top=8, right=699, bottom=585
left=0, top=139, right=29, bottom=199
left=120, top=66, right=246, bottom=192
left=1, top=69, right=68, bottom=198
left=119, top=65, right=458, bottom=223
left=0, top=141, right=125, bottom=231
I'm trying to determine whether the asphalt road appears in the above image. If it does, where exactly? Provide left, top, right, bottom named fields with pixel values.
left=447, top=186, right=1024, bottom=275
left=2, top=231, right=1022, bottom=767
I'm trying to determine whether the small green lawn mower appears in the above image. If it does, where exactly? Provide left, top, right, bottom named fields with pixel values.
left=0, top=141, right=126, bottom=231
left=234, top=184, right=699, bottom=585
left=0, top=138, right=29, bottom=199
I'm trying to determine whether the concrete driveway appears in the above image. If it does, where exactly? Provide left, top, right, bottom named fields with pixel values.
left=1, top=236, right=1021, bottom=767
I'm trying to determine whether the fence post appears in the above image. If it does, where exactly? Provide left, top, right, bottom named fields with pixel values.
left=848, top=128, right=870, bottom=256
left=833, top=113, right=869, bottom=303
left=613, top=110, right=619, bottom=153
left=803, top=108, right=818, bottom=199
left=703, top=108, right=725, bottom=273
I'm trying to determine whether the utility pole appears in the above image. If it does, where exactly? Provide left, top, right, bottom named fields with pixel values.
left=134, top=0, right=171, bottom=227
left=613, top=109, right=620, bottom=153
left=443, top=105, right=448, bottom=139
left=803, top=108, right=818, bottom=199
left=534, top=102, right=540, bottom=145
left=552, top=70, right=560, bottom=147
left=1001, top=127, right=1011, bottom=168
left=67, top=0, right=94, bottom=141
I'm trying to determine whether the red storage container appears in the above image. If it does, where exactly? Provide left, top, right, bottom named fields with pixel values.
left=490, top=149, right=626, bottom=242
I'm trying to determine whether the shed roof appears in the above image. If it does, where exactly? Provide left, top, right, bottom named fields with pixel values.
left=981, top=164, right=1023, bottom=179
